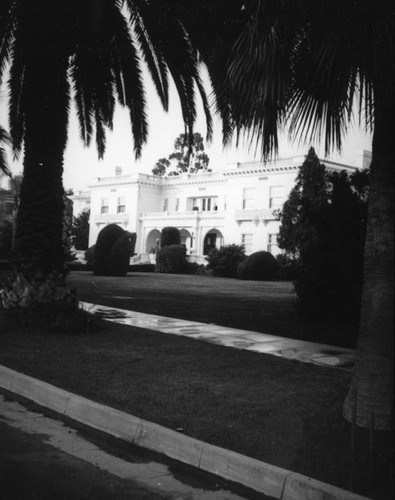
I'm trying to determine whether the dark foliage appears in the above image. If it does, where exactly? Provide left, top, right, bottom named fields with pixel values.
left=206, top=244, right=246, bottom=278
left=125, top=231, right=137, bottom=255
left=93, top=224, right=125, bottom=276
left=72, top=209, right=90, bottom=250
left=237, top=251, right=279, bottom=281
left=85, top=245, right=95, bottom=266
left=160, top=227, right=181, bottom=247
left=0, top=301, right=100, bottom=335
left=155, top=244, right=187, bottom=274
left=0, top=221, right=12, bottom=258
left=108, top=234, right=133, bottom=277
left=278, top=148, right=369, bottom=324
left=276, top=254, right=298, bottom=281
left=128, top=263, right=155, bottom=273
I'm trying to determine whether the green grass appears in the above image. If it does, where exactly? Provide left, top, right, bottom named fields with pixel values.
left=0, top=271, right=392, bottom=498
left=67, top=271, right=359, bottom=348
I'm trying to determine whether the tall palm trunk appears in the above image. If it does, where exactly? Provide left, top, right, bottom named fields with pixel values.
left=343, top=101, right=394, bottom=430
left=14, top=55, right=69, bottom=279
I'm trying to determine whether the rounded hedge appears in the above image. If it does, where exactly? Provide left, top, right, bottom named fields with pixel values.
left=93, top=224, right=125, bottom=276
left=125, top=231, right=137, bottom=256
left=237, top=251, right=279, bottom=281
left=160, top=227, right=181, bottom=248
left=108, top=234, right=133, bottom=276
left=206, top=244, right=246, bottom=278
left=155, top=244, right=187, bottom=274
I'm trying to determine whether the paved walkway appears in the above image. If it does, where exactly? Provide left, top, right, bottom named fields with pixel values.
left=81, top=302, right=355, bottom=371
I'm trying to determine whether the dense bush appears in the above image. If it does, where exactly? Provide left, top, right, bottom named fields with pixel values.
left=93, top=224, right=126, bottom=276
left=237, top=251, right=279, bottom=281
left=85, top=245, right=95, bottom=265
left=72, top=209, right=90, bottom=250
left=184, top=261, right=211, bottom=275
left=0, top=220, right=12, bottom=258
left=0, top=271, right=100, bottom=334
left=108, top=234, right=133, bottom=276
left=160, top=227, right=181, bottom=247
left=206, top=244, right=246, bottom=278
left=277, top=147, right=369, bottom=324
left=155, top=244, right=187, bottom=274
left=276, top=254, right=299, bottom=280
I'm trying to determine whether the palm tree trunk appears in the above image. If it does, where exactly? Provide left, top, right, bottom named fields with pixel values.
left=343, top=102, right=394, bottom=430
left=14, top=56, right=69, bottom=280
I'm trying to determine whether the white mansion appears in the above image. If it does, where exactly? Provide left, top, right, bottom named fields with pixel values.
left=70, top=150, right=371, bottom=263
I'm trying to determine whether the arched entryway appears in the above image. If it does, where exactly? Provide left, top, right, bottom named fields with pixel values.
left=180, top=229, right=193, bottom=251
left=146, top=229, right=161, bottom=253
left=203, top=229, right=224, bottom=255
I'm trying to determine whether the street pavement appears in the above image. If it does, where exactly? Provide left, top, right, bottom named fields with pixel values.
left=0, top=393, right=266, bottom=500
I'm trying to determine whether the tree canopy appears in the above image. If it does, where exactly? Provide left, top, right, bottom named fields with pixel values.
left=278, top=147, right=369, bottom=324
left=152, top=132, right=209, bottom=176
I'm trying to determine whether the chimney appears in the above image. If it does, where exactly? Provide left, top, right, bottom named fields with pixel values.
left=115, top=166, right=122, bottom=176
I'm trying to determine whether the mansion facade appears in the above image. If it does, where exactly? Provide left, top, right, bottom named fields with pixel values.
left=71, top=151, right=371, bottom=263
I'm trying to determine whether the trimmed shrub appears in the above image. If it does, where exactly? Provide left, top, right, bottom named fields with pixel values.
left=85, top=245, right=95, bottom=265
left=108, top=234, right=133, bottom=276
left=93, top=224, right=125, bottom=276
left=155, top=244, right=187, bottom=274
left=206, top=244, right=246, bottom=278
left=160, top=227, right=181, bottom=247
left=125, top=231, right=137, bottom=255
left=237, top=251, right=279, bottom=281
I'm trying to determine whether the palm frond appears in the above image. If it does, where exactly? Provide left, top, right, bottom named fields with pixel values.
left=69, top=55, right=94, bottom=147
left=0, top=0, right=16, bottom=85
left=0, top=125, right=11, bottom=175
left=8, top=39, right=25, bottom=157
left=110, top=5, right=148, bottom=158
left=128, top=0, right=169, bottom=110
left=224, top=0, right=393, bottom=159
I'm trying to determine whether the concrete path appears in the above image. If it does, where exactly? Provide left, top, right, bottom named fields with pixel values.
left=81, top=302, right=355, bottom=371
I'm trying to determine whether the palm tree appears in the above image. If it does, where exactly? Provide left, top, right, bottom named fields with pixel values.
left=212, top=1, right=393, bottom=430
left=0, top=125, right=10, bottom=176
left=0, top=0, right=212, bottom=279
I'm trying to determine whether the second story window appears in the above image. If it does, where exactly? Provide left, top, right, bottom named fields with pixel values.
left=101, top=198, right=109, bottom=214
left=191, top=197, right=218, bottom=211
left=117, top=197, right=126, bottom=213
left=163, top=198, right=168, bottom=211
left=269, top=186, right=284, bottom=208
left=243, top=188, right=256, bottom=209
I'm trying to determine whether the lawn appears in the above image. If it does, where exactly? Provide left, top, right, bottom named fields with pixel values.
left=67, top=271, right=359, bottom=348
left=0, top=270, right=392, bottom=499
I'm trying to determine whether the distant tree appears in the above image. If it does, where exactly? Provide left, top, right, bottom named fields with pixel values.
left=278, top=147, right=369, bottom=324
left=72, top=209, right=90, bottom=250
left=152, top=132, right=209, bottom=176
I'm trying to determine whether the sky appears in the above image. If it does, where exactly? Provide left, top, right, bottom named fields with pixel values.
left=1, top=65, right=372, bottom=192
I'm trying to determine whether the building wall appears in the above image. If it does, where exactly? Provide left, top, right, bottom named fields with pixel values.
left=81, top=154, right=365, bottom=259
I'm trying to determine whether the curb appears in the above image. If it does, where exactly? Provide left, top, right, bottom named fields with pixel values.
left=0, top=365, right=371, bottom=500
